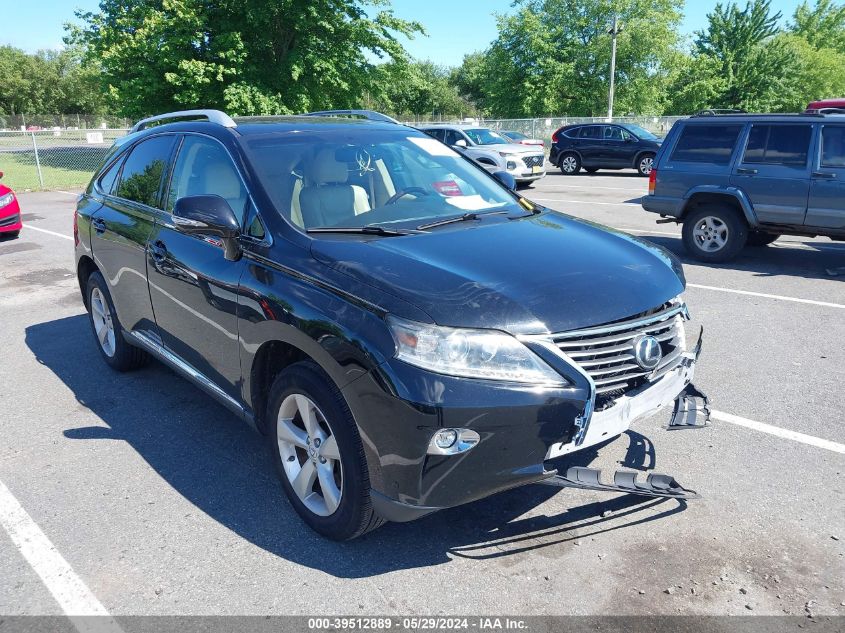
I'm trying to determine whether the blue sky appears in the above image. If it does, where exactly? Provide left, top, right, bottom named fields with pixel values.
left=5, top=0, right=804, bottom=66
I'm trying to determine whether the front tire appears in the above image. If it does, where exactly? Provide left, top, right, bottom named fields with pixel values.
left=267, top=361, right=385, bottom=541
left=86, top=271, right=149, bottom=371
left=558, top=152, right=581, bottom=175
left=682, top=206, right=748, bottom=262
left=636, top=153, right=655, bottom=177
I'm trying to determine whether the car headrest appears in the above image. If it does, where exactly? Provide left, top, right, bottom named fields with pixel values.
left=310, top=149, right=348, bottom=184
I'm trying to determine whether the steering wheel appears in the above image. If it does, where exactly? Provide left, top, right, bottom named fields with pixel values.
left=385, top=187, right=430, bottom=205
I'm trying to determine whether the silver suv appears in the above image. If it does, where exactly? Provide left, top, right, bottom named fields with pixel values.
left=419, top=124, right=547, bottom=185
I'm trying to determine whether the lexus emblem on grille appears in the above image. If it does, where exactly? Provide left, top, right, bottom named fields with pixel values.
left=633, top=335, right=662, bottom=370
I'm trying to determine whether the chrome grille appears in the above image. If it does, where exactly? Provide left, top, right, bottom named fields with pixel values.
left=552, top=302, right=687, bottom=395
left=522, top=155, right=545, bottom=168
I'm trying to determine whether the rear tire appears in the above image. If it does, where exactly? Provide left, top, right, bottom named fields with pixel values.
left=682, top=206, right=748, bottom=262
left=558, top=153, right=581, bottom=175
left=86, top=271, right=149, bottom=371
left=746, top=231, right=779, bottom=247
left=267, top=360, right=385, bottom=541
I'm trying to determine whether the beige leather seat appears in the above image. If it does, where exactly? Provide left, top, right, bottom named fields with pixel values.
left=203, top=160, right=246, bottom=214
left=298, top=149, right=370, bottom=228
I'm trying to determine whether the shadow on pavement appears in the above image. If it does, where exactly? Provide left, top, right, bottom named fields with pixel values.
left=26, top=314, right=684, bottom=578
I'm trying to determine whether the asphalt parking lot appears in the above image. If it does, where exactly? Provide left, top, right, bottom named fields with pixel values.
left=0, top=168, right=843, bottom=619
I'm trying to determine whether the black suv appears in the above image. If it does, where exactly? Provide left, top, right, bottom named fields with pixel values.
left=643, top=112, right=845, bottom=262
left=549, top=123, right=663, bottom=177
left=75, top=109, right=706, bottom=540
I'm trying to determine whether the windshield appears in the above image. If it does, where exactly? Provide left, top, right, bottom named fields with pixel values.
left=464, top=128, right=509, bottom=146
left=621, top=124, right=659, bottom=140
left=241, top=129, right=523, bottom=231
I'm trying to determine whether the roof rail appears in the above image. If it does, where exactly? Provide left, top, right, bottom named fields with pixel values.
left=303, top=109, right=400, bottom=124
left=130, top=109, right=237, bottom=133
left=692, top=108, right=748, bottom=117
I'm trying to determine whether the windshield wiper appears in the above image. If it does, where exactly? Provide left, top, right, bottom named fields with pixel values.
left=307, top=225, right=421, bottom=236
left=417, top=210, right=511, bottom=230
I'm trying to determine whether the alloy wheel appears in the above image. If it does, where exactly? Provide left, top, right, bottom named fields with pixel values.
left=692, top=216, right=729, bottom=252
left=276, top=393, right=343, bottom=516
left=561, top=156, right=578, bottom=173
left=90, top=287, right=116, bottom=357
left=639, top=156, right=654, bottom=175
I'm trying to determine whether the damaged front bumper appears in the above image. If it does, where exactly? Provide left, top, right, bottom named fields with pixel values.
left=545, top=328, right=709, bottom=460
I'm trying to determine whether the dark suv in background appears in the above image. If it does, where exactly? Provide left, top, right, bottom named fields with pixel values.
left=642, top=112, right=845, bottom=261
left=75, top=109, right=706, bottom=540
left=550, top=123, right=663, bottom=177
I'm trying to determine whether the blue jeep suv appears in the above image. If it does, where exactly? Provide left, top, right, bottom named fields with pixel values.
left=643, top=112, right=845, bottom=262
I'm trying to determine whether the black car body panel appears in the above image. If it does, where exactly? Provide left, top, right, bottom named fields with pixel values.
left=74, top=113, right=700, bottom=524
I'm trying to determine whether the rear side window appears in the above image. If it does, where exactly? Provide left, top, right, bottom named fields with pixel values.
left=115, top=136, right=177, bottom=208
left=670, top=125, right=743, bottom=164
left=820, top=126, right=845, bottom=168
left=743, top=124, right=812, bottom=166
left=563, top=127, right=581, bottom=138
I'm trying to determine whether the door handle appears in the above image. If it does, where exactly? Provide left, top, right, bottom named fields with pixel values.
left=736, top=167, right=758, bottom=175
left=150, top=240, right=167, bottom=262
left=92, top=218, right=106, bottom=234
left=812, top=171, right=837, bottom=179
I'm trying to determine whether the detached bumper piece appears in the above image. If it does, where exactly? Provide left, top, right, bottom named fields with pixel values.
left=540, top=466, right=699, bottom=500
left=668, top=383, right=711, bottom=430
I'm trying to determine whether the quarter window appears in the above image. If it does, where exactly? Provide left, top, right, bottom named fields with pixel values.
left=115, top=136, right=177, bottom=207
left=98, top=157, right=123, bottom=194
left=743, top=124, right=812, bottom=166
left=821, top=126, right=845, bottom=168
left=670, top=125, right=743, bottom=164
left=167, top=136, right=248, bottom=221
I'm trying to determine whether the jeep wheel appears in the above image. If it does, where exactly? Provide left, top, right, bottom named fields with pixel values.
left=637, top=154, right=655, bottom=177
left=267, top=361, right=385, bottom=541
left=86, top=271, right=149, bottom=371
left=559, top=153, right=581, bottom=175
left=746, top=231, right=779, bottom=247
left=682, top=206, right=748, bottom=262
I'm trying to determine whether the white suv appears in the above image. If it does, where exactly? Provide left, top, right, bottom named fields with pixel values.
left=420, top=124, right=547, bottom=185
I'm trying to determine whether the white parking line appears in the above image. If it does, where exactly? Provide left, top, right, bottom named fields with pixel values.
left=0, top=479, right=114, bottom=618
left=538, top=184, right=648, bottom=192
left=23, top=224, right=74, bottom=241
left=56, top=191, right=81, bottom=197
left=711, top=411, right=845, bottom=454
left=687, top=283, right=845, bottom=309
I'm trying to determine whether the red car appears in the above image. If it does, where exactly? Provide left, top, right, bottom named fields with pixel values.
left=0, top=172, right=22, bottom=239
left=806, top=98, right=845, bottom=112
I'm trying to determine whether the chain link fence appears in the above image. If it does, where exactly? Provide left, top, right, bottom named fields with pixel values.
left=0, top=128, right=129, bottom=191
left=0, top=114, right=687, bottom=191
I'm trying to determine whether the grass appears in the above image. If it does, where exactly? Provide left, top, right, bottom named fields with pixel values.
left=0, top=149, right=103, bottom=191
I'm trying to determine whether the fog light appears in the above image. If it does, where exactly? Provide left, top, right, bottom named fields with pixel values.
left=427, top=428, right=480, bottom=455
left=434, top=429, right=458, bottom=449
left=506, top=161, right=518, bottom=170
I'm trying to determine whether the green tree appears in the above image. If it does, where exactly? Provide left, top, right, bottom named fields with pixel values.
left=450, top=53, right=491, bottom=115
left=790, top=0, right=845, bottom=49
left=67, top=0, right=424, bottom=118
left=373, top=60, right=472, bottom=119
left=473, top=0, right=684, bottom=118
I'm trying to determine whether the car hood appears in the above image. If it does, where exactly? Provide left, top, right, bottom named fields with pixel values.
left=480, top=143, right=542, bottom=155
left=311, top=212, right=685, bottom=335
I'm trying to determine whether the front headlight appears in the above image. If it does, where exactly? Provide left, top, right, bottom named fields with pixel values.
left=387, top=316, right=567, bottom=385
left=498, top=152, right=518, bottom=158
left=0, top=192, right=14, bottom=209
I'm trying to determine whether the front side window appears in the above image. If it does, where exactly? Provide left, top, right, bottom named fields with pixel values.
left=621, top=124, right=658, bottom=140
left=167, top=136, right=248, bottom=220
left=821, top=126, right=845, bottom=168
left=241, top=130, right=523, bottom=231
left=604, top=126, right=630, bottom=141
left=423, top=129, right=444, bottom=142
left=670, top=125, right=743, bottom=164
left=463, top=128, right=508, bottom=146
left=742, top=124, right=812, bottom=166
left=443, top=130, right=465, bottom=146
left=115, top=136, right=177, bottom=208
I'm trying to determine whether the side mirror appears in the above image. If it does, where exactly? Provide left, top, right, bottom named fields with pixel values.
left=453, top=139, right=468, bottom=148
left=173, top=195, right=242, bottom=261
left=492, top=170, right=517, bottom=191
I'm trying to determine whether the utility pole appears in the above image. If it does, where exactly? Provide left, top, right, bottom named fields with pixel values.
left=607, top=14, right=622, bottom=120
